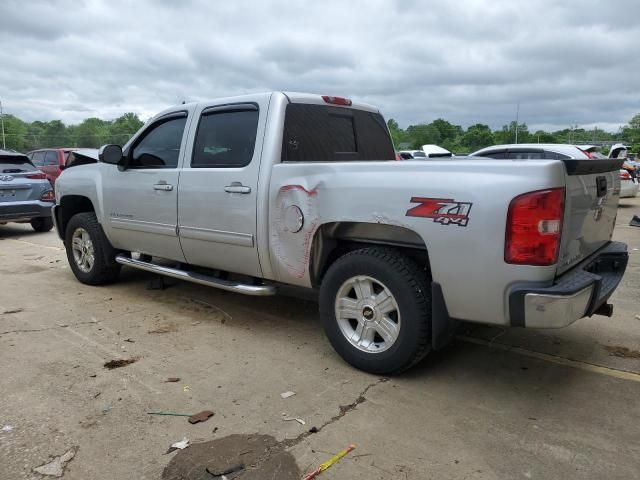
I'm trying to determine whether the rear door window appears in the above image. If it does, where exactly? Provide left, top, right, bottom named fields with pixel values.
left=544, top=151, right=572, bottom=160
left=31, top=151, right=46, bottom=166
left=44, top=151, right=58, bottom=166
left=477, top=150, right=506, bottom=159
left=191, top=108, right=259, bottom=168
left=282, top=104, right=395, bottom=162
left=506, top=150, right=544, bottom=159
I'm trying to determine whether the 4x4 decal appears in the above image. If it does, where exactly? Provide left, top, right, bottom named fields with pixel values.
left=406, top=197, right=472, bottom=226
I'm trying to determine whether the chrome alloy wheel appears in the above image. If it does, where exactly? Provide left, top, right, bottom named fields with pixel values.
left=334, top=275, right=401, bottom=353
left=71, top=227, right=95, bottom=273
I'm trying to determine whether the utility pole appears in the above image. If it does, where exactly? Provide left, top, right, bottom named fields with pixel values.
left=515, top=102, right=520, bottom=144
left=0, top=100, right=5, bottom=150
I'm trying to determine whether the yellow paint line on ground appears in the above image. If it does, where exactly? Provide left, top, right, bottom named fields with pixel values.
left=457, top=335, right=640, bottom=383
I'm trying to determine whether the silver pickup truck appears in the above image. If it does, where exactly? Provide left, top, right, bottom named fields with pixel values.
left=52, top=92, right=628, bottom=374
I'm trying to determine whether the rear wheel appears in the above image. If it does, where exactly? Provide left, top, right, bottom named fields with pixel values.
left=319, top=248, right=432, bottom=375
left=30, top=217, right=54, bottom=232
left=65, top=212, right=120, bottom=285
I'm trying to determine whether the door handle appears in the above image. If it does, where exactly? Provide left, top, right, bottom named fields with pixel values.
left=224, top=183, right=251, bottom=194
left=153, top=183, right=173, bottom=191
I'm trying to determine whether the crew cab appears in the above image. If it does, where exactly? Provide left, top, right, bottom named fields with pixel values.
left=52, top=92, right=628, bottom=374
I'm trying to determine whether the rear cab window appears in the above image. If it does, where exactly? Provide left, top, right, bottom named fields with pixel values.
left=282, top=104, right=395, bottom=162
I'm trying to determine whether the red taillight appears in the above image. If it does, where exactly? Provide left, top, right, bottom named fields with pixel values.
left=505, top=188, right=565, bottom=266
left=322, top=95, right=352, bottom=106
left=620, top=171, right=631, bottom=180
left=27, top=172, right=46, bottom=179
left=40, top=190, right=55, bottom=202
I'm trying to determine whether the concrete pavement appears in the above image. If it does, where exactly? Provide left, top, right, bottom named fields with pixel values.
left=1, top=197, right=639, bottom=479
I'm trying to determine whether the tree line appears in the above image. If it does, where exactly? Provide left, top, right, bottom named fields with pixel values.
left=387, top=114, right=640, bottom=155
left=1, top=110, right=639, bottom=155
left=1, top=113, right=145, bottom=152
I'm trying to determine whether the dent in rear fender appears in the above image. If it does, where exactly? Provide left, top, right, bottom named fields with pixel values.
left=270, top=184, right=320, bottom=283
left=267, top=160, right=563, bottom=324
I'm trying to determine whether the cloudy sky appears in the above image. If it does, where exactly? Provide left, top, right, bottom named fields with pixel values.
left=1, top=0, right=638, bottom=131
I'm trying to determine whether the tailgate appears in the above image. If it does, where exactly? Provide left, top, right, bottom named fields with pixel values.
left=0, top=177, right=35, bottom=202
left=557, top=159, right=624, bottom=274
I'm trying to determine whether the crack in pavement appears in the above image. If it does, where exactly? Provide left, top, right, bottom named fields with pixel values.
left=285, top=377, right=388, bottom=448
left=238, top=377, right=388, bottom=476
left=0, top=319, right=101, bottom=336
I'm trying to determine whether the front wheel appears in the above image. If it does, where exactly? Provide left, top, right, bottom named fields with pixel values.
left=65, top=212, right=121, bottom=285
left=30, top=217, right=54, bottom=232
left=319, top=248, right=432, bottom=375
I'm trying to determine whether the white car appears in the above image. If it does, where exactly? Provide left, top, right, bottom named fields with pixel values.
left=620, top=169, right=639, bottom=198
left=471, top=143, right=594, bottom=160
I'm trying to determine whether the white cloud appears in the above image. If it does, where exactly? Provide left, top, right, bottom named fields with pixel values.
left=0, top=0, right=638, bottom=131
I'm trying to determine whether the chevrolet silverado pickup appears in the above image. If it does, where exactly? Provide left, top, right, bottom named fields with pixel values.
left=52, top=92, right=628, bottom=374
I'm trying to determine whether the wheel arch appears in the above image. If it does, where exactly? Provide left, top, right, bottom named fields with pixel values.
left=309, top=221, right=431, bottom=287
left=56, top=195, right=96, bottom=240
left=309, top=221, right=456, bottom=351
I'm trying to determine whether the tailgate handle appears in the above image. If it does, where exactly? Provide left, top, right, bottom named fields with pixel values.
left=596, top=176, right=607, bottom=197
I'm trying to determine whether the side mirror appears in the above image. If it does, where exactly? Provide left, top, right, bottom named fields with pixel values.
left=99, top=144, right=123, bottom=165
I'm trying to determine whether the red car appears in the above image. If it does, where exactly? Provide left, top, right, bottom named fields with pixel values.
left=27, top=148, right=76, bottom=186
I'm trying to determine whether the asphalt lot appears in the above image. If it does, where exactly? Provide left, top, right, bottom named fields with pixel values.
left=1, top=197, right=639, bottom=480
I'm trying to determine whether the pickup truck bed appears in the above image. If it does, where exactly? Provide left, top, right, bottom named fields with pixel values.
left=52, top=92, right=628, bottom=374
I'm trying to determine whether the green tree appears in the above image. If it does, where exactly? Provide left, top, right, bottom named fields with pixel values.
left=74, top=118, right=110, bottom=148
left=107, top=113, right=144, bottom=145
left=406, top=123, right=441, bottom=149
left=461, top=124, right=494, bottom=151
left=2, top=115, right=29, bottom=151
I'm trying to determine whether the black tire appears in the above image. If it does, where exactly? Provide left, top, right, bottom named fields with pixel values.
left=319, top=248, right=432, bottom=375
left=65, top=212, right=121, bottom=285
left=30, top=217, right=54, bottom=232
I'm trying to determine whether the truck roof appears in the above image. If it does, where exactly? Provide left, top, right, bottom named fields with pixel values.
left=153, top=92, right=380, bottom=121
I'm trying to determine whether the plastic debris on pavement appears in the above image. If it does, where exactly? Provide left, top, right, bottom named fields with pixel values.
left=171, top=437, right=190, bottom=450
left=2, top=425, right=14, bottom=432
left=302, top=444, right=356, bottom=480
left=183, top=385, right=192, bottom=393
left=282, top=413, right=306, bottom=425
left=280, top=391, right=296, bottom=399
left=165, top=377, right=180, bottom=382
left=33, top=447, right=78, bottom=477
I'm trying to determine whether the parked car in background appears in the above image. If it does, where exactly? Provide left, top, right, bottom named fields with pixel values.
left=578, top=145, right=608, bottom=159
left=66, top=149, right=99, bottom=168
left=0, top=149, right=55, bottom=231
left=619, top=169, right=639, bottom=198
left=609, top=144, right=629, bottom=160
left=398, top=145, right=453, bottom=159
left=398, top=149, right=427, bottom=159
left=27, top=148, right=76, bottom=186
left=421, top=144, right=452, bottom=158
left=470, top=143, right=594, bottom=160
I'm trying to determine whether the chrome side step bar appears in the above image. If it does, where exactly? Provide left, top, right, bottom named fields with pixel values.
left=115, top=254, right=276, bottom=296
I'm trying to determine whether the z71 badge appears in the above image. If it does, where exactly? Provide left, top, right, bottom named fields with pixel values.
left=406, top=197, right=472, bottom=226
